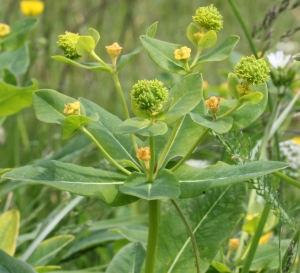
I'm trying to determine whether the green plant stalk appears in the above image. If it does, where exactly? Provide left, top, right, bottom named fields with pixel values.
left=220, top=247, right=225, bottom=264
left=218, top=101, right=242, bottom=119
left=241, top=205, right=270, bottom=273
left=17, top=112, right=30, bottom=153
left=80, top=126, right=131, bottom=175
left=148, top=136, right=155, bottom=183
left=171, top=199, right=201, bottom=273
left=227, top=0, right=259, bottom=59
left=278, top=226, right=282, bottom=273
left=191, top=46, right=203, bottom=67
left=145, top=199, right=160, bottom=273
left=273, top=171, right=300, bottom=189
left=90, top=50, right=112, bottom=69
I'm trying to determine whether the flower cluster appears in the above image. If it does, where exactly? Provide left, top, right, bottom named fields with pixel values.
left=279, top=138, right=300, bottom=171
left=57, top=31, right=81, bottom=60
left=63, top=101, right=80, bottom=115
left=0, top=23, right=10, bottom=37
left=192, top=5, right=223, bottom=31
left=174, top=46, right=191, bottom=61
left=131, top=80, right=169, bottom=115
left=136, top=147, right=151, bottom=161
left=105, top=42, right=123, bottom=58
left=205, top=96, right=220, bottom=113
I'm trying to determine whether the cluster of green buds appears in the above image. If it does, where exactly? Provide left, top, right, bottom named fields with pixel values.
left=131, top=79, right=169, bottom=116
left=0, top=23, right=10, bottom=37
left=57, top=31, right=81, bottom=60
left=234, top=56, right=270, bottom=95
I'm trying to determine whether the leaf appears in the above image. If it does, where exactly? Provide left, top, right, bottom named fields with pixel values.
left=117, top=22, right=158, bottom=71
left=1, top=69, right=17, bottom=86
left=238, top=92, right=264, bottom=105
left=111, top=225, right=148, bottom=244
left=140, top=35, right=186, bottom=74
left=51, top=56, right=112, bottom=72
left=62, top=115, right=96, bottom=139
left=0, top=18, right=37, bottom=51
left=0, top=210, right=20, bottom=256
left=228, top=72, right=240, bottom=99
left=120, top=169, right=181, bottom=200
left=3, top=160, right=138, bottom=207
left=165, top=73, right=203, bottom=125
left=0, top=79, right=38, bottom=117
left=198, top=30, right=217, bottom=49
left=76, top=36, right=95, bottom=56
left=0, top=249, right=38, bottom=273
left=0, top=43, right=30, bottom=75
left=0, top=168, right=13, bottom=176
left=105, top=242, right=146, bottom=273
left=192, top=36, right=240, bottom=68
left=87, top=28, right=100, bottom=45
left=27, top=235, right=74, bottom=266
left=115, top=117, right=168, bottom=137
left=34, top=266, right=61, bottom=273
left=155, top=183, right=246, bottom=272
left=186, top=23, right=200, bottom=46
left=189, top=113, right=233, bottom=134
left=175, top=161, right=289, bottom=199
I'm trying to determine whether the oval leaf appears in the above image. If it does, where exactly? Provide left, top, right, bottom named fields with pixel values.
left=76, top=36, right=95, bottom=56
left=198, top=30, right=217, bottom=49
left=186, top=23, right=200, bottom=46
left=228, top=72, right=240, bottom=99
left=62, top=115, right=96, bottom=139
left=238, top=92, right=264, bottom=105
left=87, top=28, right=100, bottom=45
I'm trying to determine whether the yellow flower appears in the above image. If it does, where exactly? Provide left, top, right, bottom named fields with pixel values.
left=246, top=213, right=259, bottom=221
left=63, top=101, right=80, bottom=115
left=0, top=23, right=10, bottom=37
left=229, top=238, right=240, bottom=250
left=136, top=147, right=151, bottom=161
left=292, top=137, right=300, bottom=146
left=258, top=231, right=273, bottom=245
left=202, top=81, right=209, bottom=89
left=105, top=42, right=123, bottom=58
left=174, top=46, right=191, bottom=61
left=20, top=0, right=44, bottom=16
left=205, top=96, right=220, bottom=113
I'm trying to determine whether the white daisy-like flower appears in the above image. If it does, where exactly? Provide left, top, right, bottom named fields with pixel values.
left=279, top=138, right=300, bottom=170
left=267, top=51, right=291, bottom=69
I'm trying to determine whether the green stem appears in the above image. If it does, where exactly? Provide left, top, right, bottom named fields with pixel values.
left=273, top=171, right=300, bottom=189
left=171, top=128, right=210, bottom=172
left=171, top=199, right=201, bottom=273
left=17, top=112, right=30, bottom=153
left=220, top=247, right=225, bottom=264
left=90, top=50, right=112, bottom=69
left=218, top=102, right=242, bottom=119
left=145, top=200, right=160, bottom=273
left=80, top=126, right=131, bottom=175
left=241, top=205, right=270, bottom=273
left=191, top=47, right=203, bottom=67
left=227, top=0, right=259, bottom=59
left=148, top=136, right=155, bottom=183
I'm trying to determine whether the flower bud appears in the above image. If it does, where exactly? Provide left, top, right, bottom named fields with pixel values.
left=20, top=0, right=44, bottom=16
left=63, top=101, right=80, bottom=115
left=229, top=238, right=239, bottom=250
left=174, top=46, right=191, bottom=61
left=131, top=79, right=169, bottom=115
left=136, top=147, right=151, bottom=161
left=57, top=31, right=81, bottom=60
left=193, top=5, right=223, bottom=31
left=0, top=23, right=10, bottom=37
left=105, top=42, right=123, bottom=58
left=205, top=96, right=220, bottom=113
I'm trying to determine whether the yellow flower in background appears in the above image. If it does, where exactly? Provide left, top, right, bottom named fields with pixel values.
left=293, top=137, right=300, bottom=145
left=136, top=147, right=151, bottom=161
left=229, top=238, right=240, bottom=250
left=258, top=231, right=273, bottom=245
left=0, top=23, right=10, bottom=37
left=20, top=0, right=44, bottom=16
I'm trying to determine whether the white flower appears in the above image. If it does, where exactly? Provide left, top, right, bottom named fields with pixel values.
left=267, top=51, right=291, bottom=69
left=279, top=139, right=300, bottom=170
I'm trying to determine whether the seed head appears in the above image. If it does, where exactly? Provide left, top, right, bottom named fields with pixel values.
left=57, top=31, right=81, bottom=60
left=193, top=5, right=223, bottom=31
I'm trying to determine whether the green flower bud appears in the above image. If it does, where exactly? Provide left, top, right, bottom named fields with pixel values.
left=57, top=31, right=81, bottom=60
left=192, top=5, right=223, bottom=31
left=131, top=80, right=169, bottom=115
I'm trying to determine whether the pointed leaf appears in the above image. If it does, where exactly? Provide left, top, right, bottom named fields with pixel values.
left=140, top=35, right=186, bottom=74
left=176, top=161, right=289, bottom=199
left=190, top=113, right=233, bottom=134
left=111, top=225, right=148, bottom=244
left=192, top=36, right=240, bottom=68
left=120, top=169, right=180, bottom=200
left=76, top=36, right=95, bottom=56
left=3, top=160, right=138, bottom=206
left=1, top=69, right=17, bottom=86
left=0, top=210, right=20, bottom=256
left=34, top=266, right=61, bottom=272
left=186, top=23, right=200, bottom=46
left=87, top=28, right=100, bottom=45
left=228, top=72, right=240, bottom=99
left=198, top=30, right=217, bottom=48
left=165, top=73, right=203, bottom=124
left=0, top=79, right=38, bottom=117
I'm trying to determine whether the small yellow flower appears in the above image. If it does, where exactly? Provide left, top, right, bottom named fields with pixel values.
left=246, top=213, right=259, bottom=221
left=63, top=101, right=80, bottom=115
left=202, top=81, right=209, bottom=89
left=174, top=46, right=191, bottom=61
left=105, top=42, right=123, bottom=58
left=20, top=0, right=44, bottom=16
left=136, top=147, right=151, bottom=161
left=205, top=96, right=220, bottom=113
left=236, top=84, right=252, bottom=95
left=193, top=31, right=205, bottom=41
left=258, top=231, right=273, bottom=245
left=293, top=137, right=300, bottom=146
left=0, top=23, right=10, bottom=37
left=229, top=238, right=240, bottom=250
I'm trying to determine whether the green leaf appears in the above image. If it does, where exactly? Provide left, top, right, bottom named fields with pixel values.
left=155, top=183, right=246, bottom=272
left=62, top=114, right=97, bottom=139
left=111, top=225, right=148, bottom=244
left=140, top=36, right=186, bottom=74
left=190, top=113, right=233, bottom=134
left=217, top=83, right=268, bottom=129
left=186, top=23, right=200, bottom=46
left=228, top=72, right=240, bottom=99
left=3, top=160, right=138, bottom=207
left=75, top=36, right=95, bottom=56
left=106, top=242, right=146, bottom=273
left=210, top=260, right=231, bottom=272
left=238, top=92, right=264, bottom=105
left=34, top=266, right=61, bottom=273
left=27, top=235, right=74, bottom=266
left=0, top=18, right=37, bottom=51
left=165, top=73, right=203, bottom=125
left=0, top=210, right=20, bottom=256
left=0, top=249, right=38, bottom=273
left=198, top=30, right=217, bottom=49
left=115, top=117, right=168, bottom=137
left=192, top=36, right=240, bottom=68
left=87, top=28, right=100, bottom=45
left=0, top=168, right=13, bottom=176
left=51, top=56, right=111, bottom=72
left=0, top=43, right=30, bottom=75
left=120, top=169, right=180, bottom=200
left=117, top=22, right=157, bottom=71
left=1, top=69, right=17, bottom=86
left=0, top=79, right=38, bottom=117
left=176, top=161, right=289, bottom=199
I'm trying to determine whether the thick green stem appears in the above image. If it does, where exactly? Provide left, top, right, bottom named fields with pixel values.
left=241, top=205, right=270, bottom=273
left=17, top=112, right=30, bottom=153
left=227, top=0, right=259, bottom=59
left=90, top=50, right=112, bottom=69
left=171, top=199, right=201, bottom=273
left=218, top=102, right=242, bottom=119
left=273, top=171, right=300, bottom=189
left=145, top=200, right=160, bottom=273
left=80, top=127, right=131, bottom=175
left=148, top=136, right=155, bottom=183
left=191, top=47, right=203, bottom=67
